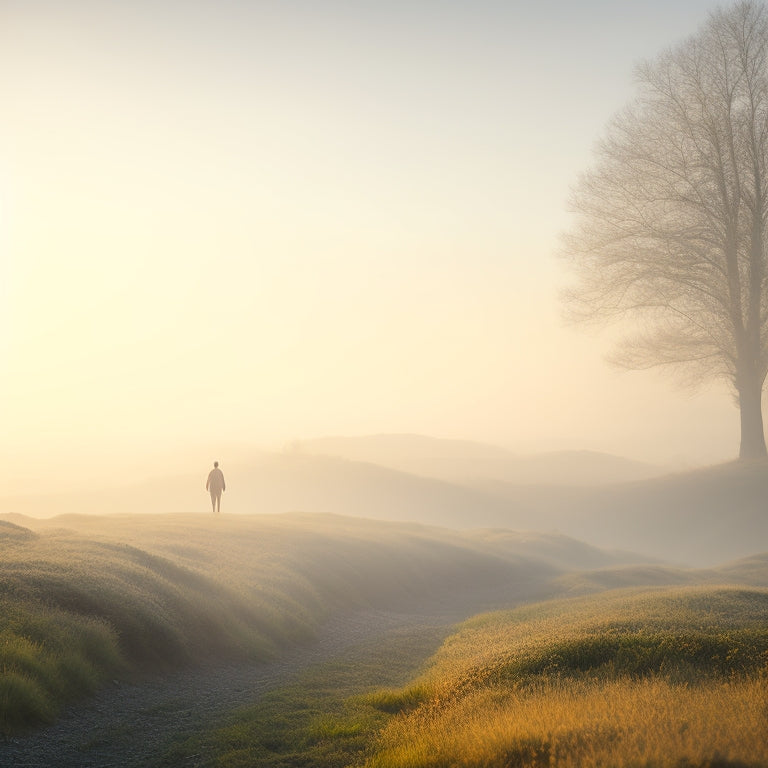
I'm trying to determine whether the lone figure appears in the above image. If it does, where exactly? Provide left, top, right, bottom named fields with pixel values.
left=206, top=461, right=226, bottom=514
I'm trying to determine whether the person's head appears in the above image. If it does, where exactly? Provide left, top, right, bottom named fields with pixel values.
left=214, top=461, right=219, bottom=468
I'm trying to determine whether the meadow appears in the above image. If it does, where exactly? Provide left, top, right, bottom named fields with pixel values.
left=163, top=557, right=768, bottom=768
left=361, top=586, right=768, bottom=768
left=3, top=510, right=767, bottom=768
left=0, top=511, right=564, bottom=737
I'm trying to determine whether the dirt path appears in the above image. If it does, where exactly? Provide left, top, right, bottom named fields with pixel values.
left=0, top=591, right=505, bottom=768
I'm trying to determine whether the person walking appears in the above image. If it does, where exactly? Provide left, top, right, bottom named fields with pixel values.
left=206, top=461, right=226, bottom=514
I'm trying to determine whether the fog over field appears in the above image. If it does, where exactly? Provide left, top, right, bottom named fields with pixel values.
left=3, top=434, right=765, bottom=566
left=3, top=0, right=768, bottom=568
left=3, top=1, right=768, bottom=763
left=0, top=0, right=750, bottom=501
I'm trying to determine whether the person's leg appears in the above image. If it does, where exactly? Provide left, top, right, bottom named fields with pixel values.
left=210, top=492, right=216, bottom=513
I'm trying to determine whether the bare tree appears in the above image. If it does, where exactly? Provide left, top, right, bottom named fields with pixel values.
left=563, top=1, right=768, bottom=459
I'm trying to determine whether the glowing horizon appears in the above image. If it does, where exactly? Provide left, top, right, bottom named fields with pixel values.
left=0, top=0, right=742, bottom=494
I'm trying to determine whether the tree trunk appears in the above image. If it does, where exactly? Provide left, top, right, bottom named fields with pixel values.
left=738, top=373, right=767, bottom=459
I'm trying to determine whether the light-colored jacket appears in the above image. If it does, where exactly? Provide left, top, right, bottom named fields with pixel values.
left=206, top=468, right=226, bottom=494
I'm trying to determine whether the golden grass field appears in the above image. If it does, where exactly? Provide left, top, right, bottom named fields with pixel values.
left=363, top=587, right=768, bottom=768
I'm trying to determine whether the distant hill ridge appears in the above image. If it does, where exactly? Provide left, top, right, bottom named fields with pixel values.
left=1, top=438, right=765, bottom=566
left=295, top=433, right=665, bottom=486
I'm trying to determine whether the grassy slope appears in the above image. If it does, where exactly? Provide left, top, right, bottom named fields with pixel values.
left=165, top=556, right=768, bottom=768
left=0, top=512, right=575, bottom=736
left=362, top=585, right=768, bottom=768
left=5, top=507, right=767, bottom=759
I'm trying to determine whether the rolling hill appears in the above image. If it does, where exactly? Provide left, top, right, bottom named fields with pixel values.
left=294, top=434, right=665, bottom=486
left=1, top=446, right=766, bottom=566
left=481, top=459, right=768, bottom=565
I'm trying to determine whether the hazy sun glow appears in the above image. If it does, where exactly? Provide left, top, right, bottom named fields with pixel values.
left=0, top=0, right=740, bottom=493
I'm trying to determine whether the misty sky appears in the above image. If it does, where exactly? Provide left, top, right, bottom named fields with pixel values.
left=1, top=0, right=740, bottom=491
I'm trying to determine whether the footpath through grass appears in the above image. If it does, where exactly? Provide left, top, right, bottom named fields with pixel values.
left=0, top=512, right=557, bottom=737
left=5, top=511, right=767, bottom=765
left=161, top=614, right=456, bottom=768
left=159, top=585, right=768, bottom=768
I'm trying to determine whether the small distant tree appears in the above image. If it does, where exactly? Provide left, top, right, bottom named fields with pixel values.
left=563, top=1, right=768, bottom=459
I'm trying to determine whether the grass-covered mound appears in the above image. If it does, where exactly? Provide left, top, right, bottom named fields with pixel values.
left=0, top=599, right=122, bottom=735
left=0, top=512, right=561, bottom=737
left=363, top=587, right=768, bottom=768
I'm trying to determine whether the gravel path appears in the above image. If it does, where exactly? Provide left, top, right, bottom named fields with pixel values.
left=0, top=592, right=502, bottom=768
